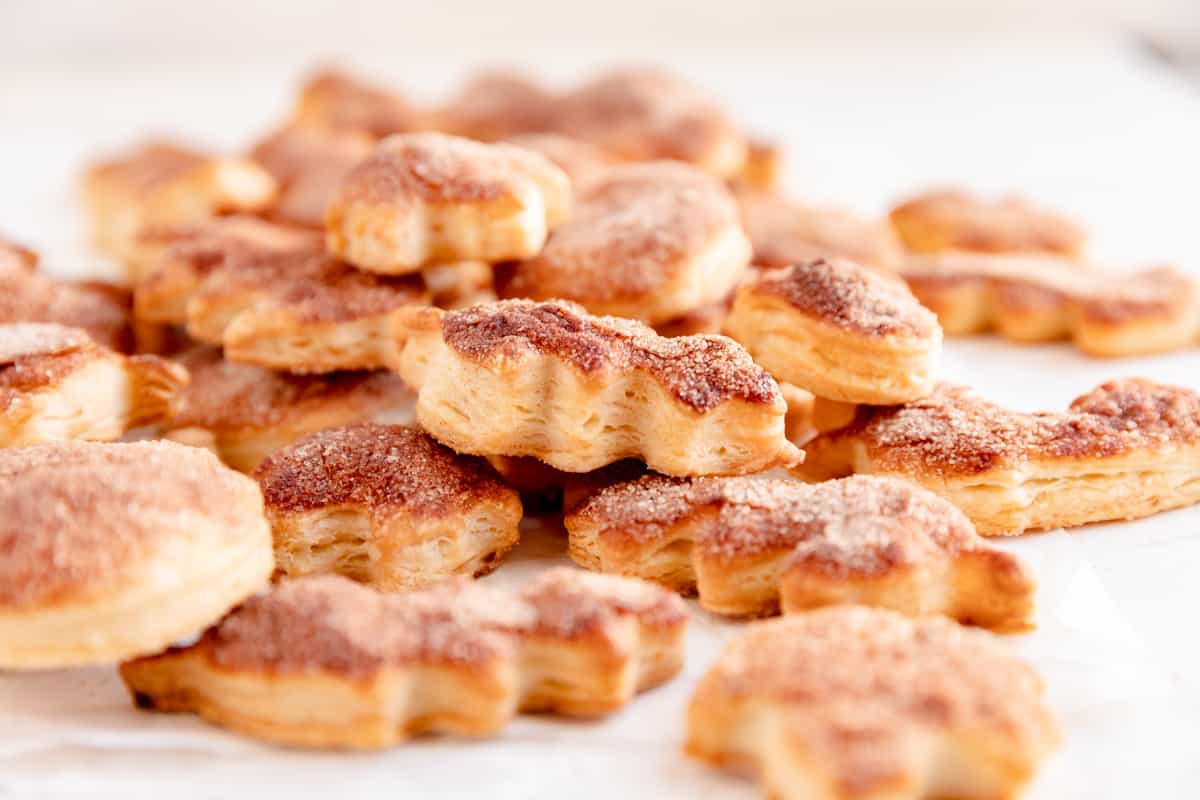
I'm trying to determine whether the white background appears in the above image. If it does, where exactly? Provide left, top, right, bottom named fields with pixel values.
left=1, top=4, right=1199, bottom=798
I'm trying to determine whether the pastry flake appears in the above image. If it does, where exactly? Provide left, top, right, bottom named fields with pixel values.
left=255, top=424, right=522, bottom=589
left=566, top=473, right=1034, bottom=630
left=397, top=299, right=801, bottom=476
left=290, top=68, right=427, bottom=137
left=0, top=323, right=186, bottom=446
left=0, top=440, right=273, bottom=669
left=120, top=567, right=687, bottom=747
left=250, top=124, right=375, bottom=228
left=496, top=161, right=750, bottom=325
left=738, top=189, right=904, bottom=271
left=724, top=258, right=942, bottom=404
left=82, top=139, right=277, bottom=269
left=556, top=68, right=747, bottom=178
left=890, top=189, right=1085, bottom=256
left=797, top=379, right=1200, bottom=535
left=164, top=348, right=410, bottom=472
left=900, top=252, right=1200, bottom=356
left=326, top=133, right=571, bottom=274
left=686, top=607, right=1059, bottom=800
left=184, top=248, right=429, bottom=374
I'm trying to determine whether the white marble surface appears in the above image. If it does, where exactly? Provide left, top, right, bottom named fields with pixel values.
left=1, top=35, right=1199, bottom=799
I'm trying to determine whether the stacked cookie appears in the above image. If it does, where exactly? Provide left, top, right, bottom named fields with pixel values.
left=3, top=63, right=1198, bottom=800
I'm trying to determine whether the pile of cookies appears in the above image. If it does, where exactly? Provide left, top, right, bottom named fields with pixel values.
left=2, top=64, right=1198, bottom=799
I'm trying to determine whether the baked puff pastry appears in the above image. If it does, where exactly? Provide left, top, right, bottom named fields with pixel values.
left=901, top=252, right=1200, bottom=357
left=164, top=348, right=410, bottom=472
left=496, top=161, right=751, bottom=325
left=724, top=258, right=942, bottom=405
left=686, top=608, right=1059, bottom=800
left=184, top=249, right=429, bottom=374
left=255, top=424, right=522, bottom=589
left=797, top=379, right=1200, bottom=535
left=737, top=189, right=904, bottom=271
left=397, top=300, right=801, bottom=476
left=0, top=440, right=273, bottom=669
left=0, top=323, right=186, bottom=446
left=133, top=216, right=324, bottom=325
left=82, top=140, right=277, bottom=269
left=890, top=189, right=1085, bottom=257
left=290, top=68, right=428, bottom=137
left=502, top=133, right=619, bottom=187
left=120, top=568, right=687, bottom=748
left=441, top=71, right=559, bottom=141
left=326, top=133, right=571, bottom=274
left=566, top=474, right=1034, bottom=631
left=556, top=68, right=747, bottom=178
left=249, top=124, right=375, bottom=228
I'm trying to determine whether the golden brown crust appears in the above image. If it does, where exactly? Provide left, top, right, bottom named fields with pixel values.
left=441, top=299, right=779, bottom=413
left=556, top=68, right=747, bottom=177
left=496, top=161, right=750, bottom=324
left=798, top=379, right=1200, bottom=534
left=686, top=608, right=1059, bottom=799
left=249, top=125, right=375, bottom=228
left=900, top=252, right=1200, bottom=356
left=738, top=189, right=904, bottom=271
left=567, top=473, right=1034, bottom=629
left=120, top=568, right=687, bottom=746
left=0, top=264, right=133, bottom=352
left=731, top=136, right=782, bottom=191
left=441, top=71, right=559, bottom=141
left=890, top=189, right=1085, bottom=256
left=291, top=68, right=426, bottom=137
left=85, top=140, right=210, bottom=196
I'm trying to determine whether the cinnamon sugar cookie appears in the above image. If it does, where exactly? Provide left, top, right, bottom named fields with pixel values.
left=901, top=252, right=1200, bottom=356
left=250, top=125, right=374, bottom=228
left=184, top=249, right=429, bottom=374
left=397, top=300, right=800, bottom=476
left=441, top=71, right=558, bottom=141
left=0, top=254, right=134, bottom=351
left=503, top=133, right=618, bottom=186
left=120, top=567, right=686, bottom=747
left=164, top=348, right=410, bottom=472
left=290, top=68, right=427, bottom=137
left=326, top=133, right=571, bottom=274
left=687, top=608, right=1059, bottom=800
left=738, top=190, right=904, bottom=271
left=82, top=140, right=276, bottom=268
left=496, top=162, right=750, bottom=325
left=0, top=440, right=273, bottom=669
left=890, top=189, right=1085, bottom=256
left=797, top=379, right=1200, bottom=535
left=0, top=324, right=186, bottom=446
left=566, top=474, right=1034, bottom=630
left=255, top=424, right=521, bottom=588
left=556, top=68, right=747, bottom=178
left=133, top=216, right=323, bottom=325
left=724, top=258, right=941, bottom=404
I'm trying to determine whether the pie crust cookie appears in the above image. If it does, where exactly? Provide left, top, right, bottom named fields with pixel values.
left=183, top=248, right=429, bottom=374
left=164, top=348, right=410, bottom=472
left=133, top=216, right=324, bottom=326
left=496, top=161, right=751, bottom=325
left=120, top=567, right=687, bottom=748
left=249, top=125, right=375, bottom=228
left=255, top=424, right=522, bottom=589
left=326, top=133, right=571, bottom=274
left=82, top=140, right=277, bottom=270
left=0, top=323, right=187, bottom=446
left=556, top=68, right=747, bottom=178
left=290, top=68, right=428, bottom=137
left=440, top=71, right=559, bottom=141
left=890, top=189, right=1085, bottom=257
left=900, top=252, right=1200, bottom=357
left=737, top=190, right=904, bottom=271
left=797, top=379, right=1200, bottom=535
left=502, top=133, right=618, bottom=187
left=0, top=439, right=274, bottom=669
left=724, top=258, right=942, bottom=405
left=566, top=473, right=1034, bottom=630
left=686, top=607, right=1059, bottom=800
left=397, top=300, right=801, bottom=476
